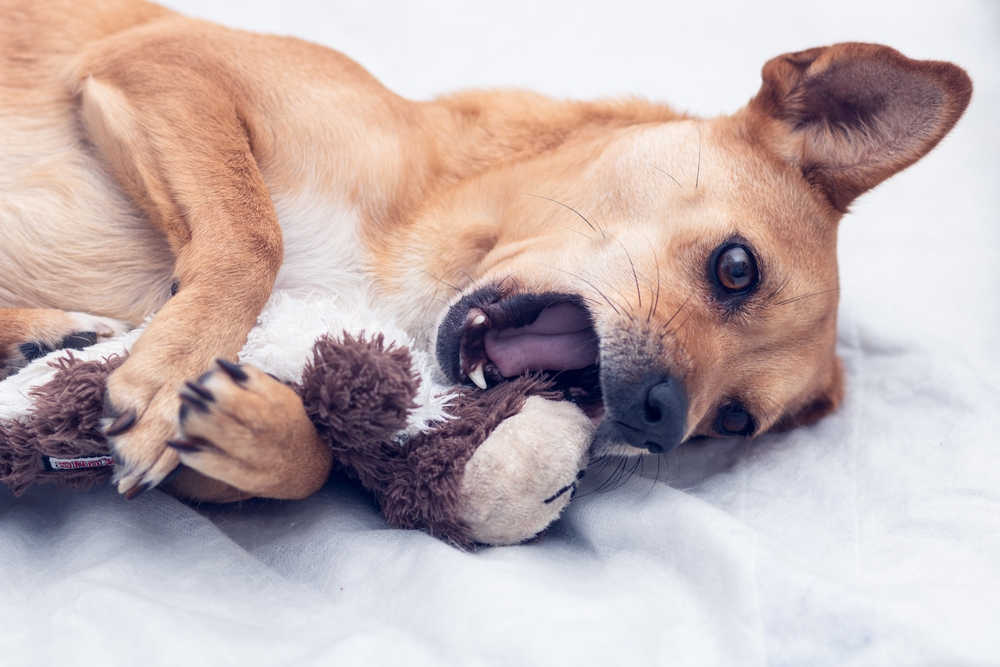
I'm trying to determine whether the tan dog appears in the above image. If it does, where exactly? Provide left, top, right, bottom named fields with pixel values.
left=0, top=0, right=971, bottom=504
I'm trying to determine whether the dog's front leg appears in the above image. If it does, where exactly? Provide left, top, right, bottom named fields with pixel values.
left=75, top=56, right=283, bottom=496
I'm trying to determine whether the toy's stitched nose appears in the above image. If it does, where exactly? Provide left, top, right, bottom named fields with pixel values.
left=610, top=375, right=687, bottom=453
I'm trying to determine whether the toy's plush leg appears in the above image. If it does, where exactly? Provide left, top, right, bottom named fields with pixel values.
left=0, top=354, right=124, bottom=495
left=451, top=396, right=594, bottom=545
left=0, top=308, right=130, bottom=379
left=377, top=379, right=594, bottom=547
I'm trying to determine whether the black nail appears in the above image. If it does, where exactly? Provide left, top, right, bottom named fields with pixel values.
left=162, top=467, right=182, bottom=486
left=124, top=481, right=151, bottom=500
left=184, top=381, right=214, bottom=402
left=19, top=341, right=52, bottom=362
left=178, top=391, right=209, bottom=413
left=196, top=370, right=214, bottom=384
left=166, top=439, right=200, bottom=452
left=105, top=410, right=137, bottom=436
left=216, top=358, right=248, bottom=383
left=577, top=469, right=587, bottom=480
left=170, top=280, right=180, bottom=296
left=61, top=331, right=98, bottom=350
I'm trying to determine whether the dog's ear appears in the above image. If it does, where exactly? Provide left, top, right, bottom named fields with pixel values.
left=746, top=43, right=972, bottom=211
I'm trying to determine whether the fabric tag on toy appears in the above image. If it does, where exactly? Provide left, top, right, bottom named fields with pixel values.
left=44, top=455, right=115, bottom=471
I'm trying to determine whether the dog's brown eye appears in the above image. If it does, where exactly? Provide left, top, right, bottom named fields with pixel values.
left=715, top=402, right=755, bottom=436
left=715, top=245, right=758, bottom=293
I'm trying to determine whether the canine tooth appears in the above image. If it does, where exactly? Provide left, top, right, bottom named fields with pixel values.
left=468, top=364, right=487, bottom=389
left=468, top=309, right=488, bottom=327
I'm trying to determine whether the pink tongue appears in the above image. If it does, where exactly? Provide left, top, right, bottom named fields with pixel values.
left=484, top=303, right=598, bottom=377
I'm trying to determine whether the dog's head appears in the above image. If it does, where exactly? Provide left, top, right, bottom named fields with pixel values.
left=430, top=43, right=971, bottom=457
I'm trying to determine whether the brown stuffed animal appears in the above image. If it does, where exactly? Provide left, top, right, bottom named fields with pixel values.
left=0, top=293, right=594, bottom=548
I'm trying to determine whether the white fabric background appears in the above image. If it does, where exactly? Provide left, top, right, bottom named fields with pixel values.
left=2, top=1, right=998, bottom=665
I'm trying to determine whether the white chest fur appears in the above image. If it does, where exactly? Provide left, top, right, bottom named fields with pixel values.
left=271, top=190, right=368, bottom=300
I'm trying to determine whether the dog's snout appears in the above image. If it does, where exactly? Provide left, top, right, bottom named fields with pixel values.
left=640, top=380, right=687, bottom=451
left=599, top=370, right=688, bottom=454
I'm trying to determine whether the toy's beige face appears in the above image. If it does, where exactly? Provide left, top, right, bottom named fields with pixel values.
left=432, top=116, right=844, bottom=457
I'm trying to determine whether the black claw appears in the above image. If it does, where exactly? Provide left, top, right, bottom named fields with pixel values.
left=576, top=469, right=587, bottom=480
left=61, top=331, right=98, bottom=350
left=123, top=481, right=152, bottom=500
left=215, top=358, right=248, bottom=383
left=184, top=380, right=214, bottom=402
left=161, top=467, right=183, bottom=486
left=105, top=409, right=137, bottom=436
left=18, top=341, right=52, bottom=362
left=166, top=439, right=200, bottom=452
left=196, top=370, right=214, bottom=385
left=178, top=391, right=209, bottom=414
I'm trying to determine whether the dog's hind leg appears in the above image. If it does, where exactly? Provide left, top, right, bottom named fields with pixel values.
left=0, top=308, right=130, bottom=380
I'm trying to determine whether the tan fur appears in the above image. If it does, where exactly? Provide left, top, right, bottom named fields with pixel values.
left=0, top=1, right=971, bottom=500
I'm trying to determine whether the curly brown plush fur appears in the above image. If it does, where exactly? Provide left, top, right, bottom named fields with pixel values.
left=0, top=354, right=124, bottom=495
left=0, top=335, right=554, bottom=547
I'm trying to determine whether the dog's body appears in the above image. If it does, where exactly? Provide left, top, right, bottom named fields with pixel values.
left=1, top=0, right=971, bottom=503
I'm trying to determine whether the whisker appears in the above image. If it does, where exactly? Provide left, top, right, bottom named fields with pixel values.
left=695, top=124, right=702, bottom=190
left=662, top=294, right=691, bottom=332
left=766, top=277, right=792, bottom=301
left=615, top=238, right=643, bottom=312
left=554, top=268, right=624, bottom=317
left=775, top=287, right=840, bottom=307
left=425, top=271, right=461, bottom=293
left=525, top=193, right=606, bottom=239
left=653, top=166, right=682, bottom=188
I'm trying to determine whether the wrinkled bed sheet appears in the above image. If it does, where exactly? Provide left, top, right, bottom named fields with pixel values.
left=2, top=1, right=997, bottom=665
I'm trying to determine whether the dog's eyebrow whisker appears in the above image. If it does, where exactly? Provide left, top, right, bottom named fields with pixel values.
left=774, top=287, right=840, bottom=307
left=524, top=193, right=607, bottom=239
left=653, top=166, right=682, bottom=188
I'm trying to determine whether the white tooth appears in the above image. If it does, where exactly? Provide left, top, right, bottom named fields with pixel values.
left=468, top=364, right=487, bottom=389
left=472, top=313, right=487, bottom=326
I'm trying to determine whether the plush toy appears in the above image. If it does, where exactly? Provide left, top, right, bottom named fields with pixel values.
left=0, top=292, right=595, bottom=547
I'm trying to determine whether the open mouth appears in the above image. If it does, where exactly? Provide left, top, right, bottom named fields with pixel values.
left=435, top=287, right=605, bottom=419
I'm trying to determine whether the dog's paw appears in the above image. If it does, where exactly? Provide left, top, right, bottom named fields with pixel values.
left=457, top=396, right=594, bottom=545
left=102, top=348, right=193, bottom=499
left=65, top=311, right=132, bottom=340
left=2, top=312, right=130, bottom=379
left=103, top=363, right=183, bottom=498
left=167, top=360, right=331, bottom=500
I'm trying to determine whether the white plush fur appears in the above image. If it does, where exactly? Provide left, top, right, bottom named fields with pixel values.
left=0, top=290, right=455, bottom=437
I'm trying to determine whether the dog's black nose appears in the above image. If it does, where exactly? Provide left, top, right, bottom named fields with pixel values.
left=599, top=372, right=688, bottom=454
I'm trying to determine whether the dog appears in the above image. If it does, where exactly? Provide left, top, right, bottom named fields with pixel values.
left=0, top=0, right=972, bottom=504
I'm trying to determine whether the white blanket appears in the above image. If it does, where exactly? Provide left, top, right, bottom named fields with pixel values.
left=2, top=1, right=997, bottom=664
